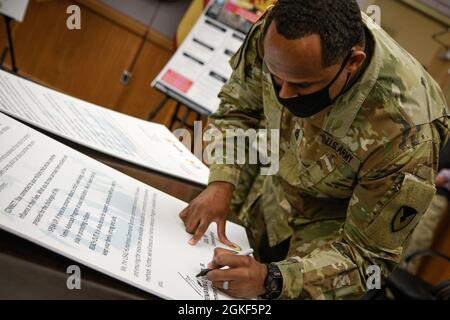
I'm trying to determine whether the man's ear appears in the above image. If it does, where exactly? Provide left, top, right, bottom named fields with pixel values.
left=347, top=49, right=366, bottom=72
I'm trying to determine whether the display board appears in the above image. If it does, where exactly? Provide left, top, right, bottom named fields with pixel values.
left=152, top=0, right=266, bottom=115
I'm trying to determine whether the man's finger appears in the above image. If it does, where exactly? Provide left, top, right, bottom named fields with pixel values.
left=188, top=220, right=209, bottom=245
left=217, top=220, right=240, bottom=250
left=214, top=247, right=237, bottom=256
left=436, top=175, right=446, bottom=187
left=207, top=267, right=245, bottom=282
left=207, top=248, right=237, bottom=268
left=211, top=281, right=237, bottom=291
left=185, top=214, right=200, bottom=234
left=211, top=282, right=243, bottom=298
left=179, top=206, right=190, bottom=222
left=212, top=253, right=251, bottom=269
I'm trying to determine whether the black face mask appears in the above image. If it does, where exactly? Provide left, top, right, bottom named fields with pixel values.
left=274, top=51, right=353, bottom=118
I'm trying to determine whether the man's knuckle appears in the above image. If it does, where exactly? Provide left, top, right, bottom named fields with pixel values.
left=208, top=272, right=217, bottom=281
left=190, top=203, right=198, bottom=212
left=186, top=225, right=195, bottom=234
left=243, top=256, right=251, bottom=266
left=196, top=202, right=206, bottom=211
left=215, top=256, right=223, bottom=265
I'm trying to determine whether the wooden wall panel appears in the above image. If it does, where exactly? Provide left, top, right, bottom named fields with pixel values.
left=4, top=0, right=141, bottom=110
left=114, top=40, right=174, bottom=122
left=0, top=10, right=10, bottom=63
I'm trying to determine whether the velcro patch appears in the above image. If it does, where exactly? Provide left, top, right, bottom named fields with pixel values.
left=364, top=173, right=436, bottom=250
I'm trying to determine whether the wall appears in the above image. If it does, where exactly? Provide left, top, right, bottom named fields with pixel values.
left=99, top=0, right=191, bottom=39
left=368, top=0, right=449, bottom=101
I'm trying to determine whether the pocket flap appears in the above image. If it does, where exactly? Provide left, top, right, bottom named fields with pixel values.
left=364, top=173, right=436, bottom=250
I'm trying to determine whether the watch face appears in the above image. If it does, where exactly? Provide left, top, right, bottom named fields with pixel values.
left=270, top=279, right=278, bottom=290
left=262, top=263, right=282, bottom=299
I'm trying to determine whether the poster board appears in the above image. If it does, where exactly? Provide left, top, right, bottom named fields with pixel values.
left=152, top=0, right=265, bottom=115
left=0, top=70, right=209, bottom=186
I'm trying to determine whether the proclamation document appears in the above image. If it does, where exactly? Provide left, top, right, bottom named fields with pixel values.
left=0, top=70, right=209, bottom=186
left=0, top=113, right=251, bottom=300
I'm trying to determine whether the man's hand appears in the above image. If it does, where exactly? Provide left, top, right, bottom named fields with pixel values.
left=436, top=169, right=450, bottom=189
left=179, top=182, right=238, bottom=248
left=207, top=248, right=268, bottom=299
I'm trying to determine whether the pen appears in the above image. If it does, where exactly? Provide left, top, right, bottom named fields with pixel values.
left=196, top=248, right=254, bottom=278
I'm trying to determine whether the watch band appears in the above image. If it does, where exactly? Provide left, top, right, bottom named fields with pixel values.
left=261, top=263, right=283, bottom=300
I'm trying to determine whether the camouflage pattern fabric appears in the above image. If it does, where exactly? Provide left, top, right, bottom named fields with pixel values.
left=206, top=12, right=450, bottom=299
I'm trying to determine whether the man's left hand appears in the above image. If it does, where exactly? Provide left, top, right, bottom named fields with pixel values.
left=207, top=248, right=268, bottom=299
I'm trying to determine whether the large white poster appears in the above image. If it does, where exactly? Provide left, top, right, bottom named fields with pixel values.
left=0, top=70, right=209, bottom=185
left=0, top=113, right=251, bottom=300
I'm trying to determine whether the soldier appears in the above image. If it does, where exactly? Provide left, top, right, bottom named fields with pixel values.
left=179, top=0, right=450, bottom=299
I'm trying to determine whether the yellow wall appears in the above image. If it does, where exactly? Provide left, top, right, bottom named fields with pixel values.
left=363, top=0, right=449, bottom=102
left=370, top=0, right=447, bottom=66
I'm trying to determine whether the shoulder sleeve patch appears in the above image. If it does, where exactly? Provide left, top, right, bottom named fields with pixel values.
left=363, top=172, right=436, bottom=250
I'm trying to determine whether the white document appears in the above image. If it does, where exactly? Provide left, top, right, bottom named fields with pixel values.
left=0, top=0, right=29, bottom=22
left=0, top=113, right=251, bottom=300
left=0, top=70, right=209, bottom=185
left=152, top=12, right=245, bottom=114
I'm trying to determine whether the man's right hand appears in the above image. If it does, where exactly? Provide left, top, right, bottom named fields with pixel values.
left=179, top=181, right=238, bottom=249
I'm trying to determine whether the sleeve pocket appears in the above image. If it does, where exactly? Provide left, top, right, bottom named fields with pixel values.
left=364, top=173, right=436, bottom=250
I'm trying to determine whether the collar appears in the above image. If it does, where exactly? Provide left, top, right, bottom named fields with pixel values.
left=312, top=13, right=383, bottom=139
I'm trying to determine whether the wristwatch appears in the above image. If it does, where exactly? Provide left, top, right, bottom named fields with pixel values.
left=261, top=263, right=283, bottom=300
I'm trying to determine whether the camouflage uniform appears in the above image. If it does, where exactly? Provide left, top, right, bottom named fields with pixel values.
left=206, top=12, right=450, bottom=299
